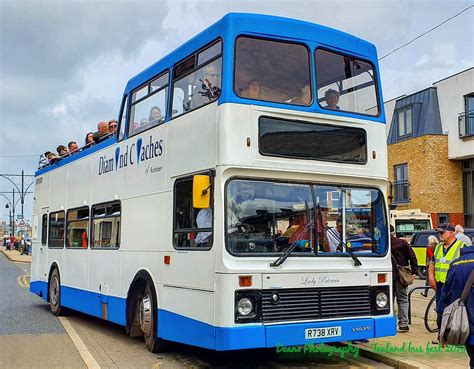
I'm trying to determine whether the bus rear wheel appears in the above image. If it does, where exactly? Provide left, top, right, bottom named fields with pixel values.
left=139, top=281, right=164, bottom=353
left=49, top=268, right=62, bottom=316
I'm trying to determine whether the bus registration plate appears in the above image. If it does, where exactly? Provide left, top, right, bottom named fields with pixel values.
left=305, top=326, right=341, bottom=339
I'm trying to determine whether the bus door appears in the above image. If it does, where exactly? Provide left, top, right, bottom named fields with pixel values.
left=33, top=211, right=49, bottom=285
left=163, top=174, right=215, bottom=332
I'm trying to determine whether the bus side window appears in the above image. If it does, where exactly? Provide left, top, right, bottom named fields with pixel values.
left=66, top=207, right=89, bottom=248
left=41, top=214, right=47, bottom=245
left=49, top=211, right=65, bottom=248
left=172, top=40, right=222, bottom=118
left=174, top=176, right=213, bottom=249
left=91, top=202, right=121, bottom=249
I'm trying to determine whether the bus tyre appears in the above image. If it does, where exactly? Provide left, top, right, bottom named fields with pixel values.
left=140, top=281, right=164, bottom=353
left=49, top=269, right=62, bottom=316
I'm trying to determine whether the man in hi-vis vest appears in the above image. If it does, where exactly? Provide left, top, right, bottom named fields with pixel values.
left=428, top=223, right=466, bottom=339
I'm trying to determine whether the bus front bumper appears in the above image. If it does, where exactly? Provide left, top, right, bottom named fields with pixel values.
left=158, top=309, right=396, bottom=351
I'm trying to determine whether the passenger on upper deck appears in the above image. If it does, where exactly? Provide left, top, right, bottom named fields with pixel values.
left=190, top=64, right=221, bottom=109
left=108, top=119, right=117, bottom=135
left=241, top=79, right=262, bottom=100
left=290, top=83, right=311, bottom=105
left=85, top=132, right=94, bottom=147
left=148, top=106, right=163, bottom=125
left=93, top=121, right=111, bottom=143
left=44, top=151, right=59, bottom=165
left=324, top=89, right=340, bottom=110
left=68, top=141, right=79, bottom=155
left=57, top=145, right=68, bottom=157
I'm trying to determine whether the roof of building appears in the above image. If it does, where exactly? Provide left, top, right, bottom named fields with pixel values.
left=387, top=87, right=443, bottom=144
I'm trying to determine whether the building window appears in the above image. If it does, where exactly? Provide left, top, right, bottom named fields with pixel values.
left=66, top=207, right=89, bottom=248
left=48, top=211, right=65, bottom=248
left=463, top=158, right=474, bottom=227
left=396, top=107, right=413, bottom=140
left=173, top=176, right=213, bottom=249
left=459, top=94, right=474, bottom=138
left=438, top=213, right=449, bottom=225
left=91, top=202, right=121, bottom=249
left=394, top=164, right=409, bottom=203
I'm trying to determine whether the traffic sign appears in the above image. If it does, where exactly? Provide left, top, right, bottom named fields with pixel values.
left=16, top=215, right=24, bottom=220
left=17, top=219, right=27, bottom=230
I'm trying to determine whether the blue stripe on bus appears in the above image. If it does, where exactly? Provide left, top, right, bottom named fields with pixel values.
left=157, top=309, right=396, bottom=350
left=29, top=280, right=126, bottom=326
left=30, top=281, right=396, bottom=350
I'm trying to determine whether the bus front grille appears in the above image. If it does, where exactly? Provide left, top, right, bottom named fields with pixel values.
left=261, top=286, right=371, bottom=323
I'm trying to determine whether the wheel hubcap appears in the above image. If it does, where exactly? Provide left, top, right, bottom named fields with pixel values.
left=51, top=277, right=59, bottom=306
left=139, top=293, right=152, bottom=336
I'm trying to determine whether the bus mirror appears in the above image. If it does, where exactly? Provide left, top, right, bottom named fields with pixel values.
left=193, top=175, right=211, bottom=209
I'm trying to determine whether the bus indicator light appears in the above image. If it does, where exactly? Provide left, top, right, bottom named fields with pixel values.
left=377, top=273, right=386, bottom=283
left=239, top=275, right=252, bottom=287
left=164, top=255, right=171, bottom=265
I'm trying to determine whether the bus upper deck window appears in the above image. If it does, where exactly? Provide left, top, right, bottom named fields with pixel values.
left=315, top=49, right=379, bottom=116
left=234, top=37, right=312, bottom=106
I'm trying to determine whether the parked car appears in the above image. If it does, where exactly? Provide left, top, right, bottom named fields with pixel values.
left=410, top=228, right=474, bottom=279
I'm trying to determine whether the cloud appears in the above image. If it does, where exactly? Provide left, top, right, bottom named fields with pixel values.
left=0, top=0, right=473, bottom=223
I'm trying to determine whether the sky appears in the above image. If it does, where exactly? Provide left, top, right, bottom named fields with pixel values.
left=0, top=0, right=473, bottom=225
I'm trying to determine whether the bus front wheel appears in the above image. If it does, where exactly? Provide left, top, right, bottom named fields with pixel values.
left=49, top=268, right=62, bottom=316
left=139, top=281, right=164, bottom=353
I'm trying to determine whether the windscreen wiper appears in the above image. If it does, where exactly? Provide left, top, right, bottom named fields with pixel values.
left=326, top=226, right=362, bottom=267
left=271, top=201, right=314, bottom=268
left=270, top=223, right=313, bottom=267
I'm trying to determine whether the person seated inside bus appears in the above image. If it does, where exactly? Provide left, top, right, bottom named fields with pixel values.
left=56, top=145, right=68, bottom=157
left=148, top=106, right=164, bottom=125
left=280, top=214, right=311, bottom=252
left=324, top=89, right=340, bottom=110
left=190, top=64, right=221, bottom=109
left=108, top=119, right=117, bottom=135
left=240, top=79, right=262, bottom=100
left=68, top=141, right=79, bottom=155
left=195, top=207, right=212, bottom=246
left=93, top=121, right=111, bottom=143
left=290, top=83, right=311, bottom=105
left=327, top=216, right=343, bottom=252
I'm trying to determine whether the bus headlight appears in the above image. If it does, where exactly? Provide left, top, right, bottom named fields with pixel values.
left=375, top=292, right=388, bottom=308
left=370, top=286, right=390, bottom=315
left=235, top=290, right=261, bottom=323
left=237, top=298, right=253, bottom=316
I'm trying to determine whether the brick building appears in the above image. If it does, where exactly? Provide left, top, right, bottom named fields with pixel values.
left=385, top=68, right=474, bottom=228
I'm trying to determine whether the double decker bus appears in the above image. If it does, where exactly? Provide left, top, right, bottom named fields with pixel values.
left=30, top=13, right=395, bottom=352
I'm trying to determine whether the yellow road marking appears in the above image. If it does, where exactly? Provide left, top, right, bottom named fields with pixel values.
left=59, top=317, right=101, bottom=369
left=17, top=274, right=30, bottom=288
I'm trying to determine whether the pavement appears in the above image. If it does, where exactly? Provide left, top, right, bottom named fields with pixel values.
left=0, top=245, right=32, bottom=263
left=350, top=283, right=470, bottom=369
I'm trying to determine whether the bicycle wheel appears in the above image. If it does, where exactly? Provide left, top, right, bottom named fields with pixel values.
left=424, top=295, right=438, bottom=333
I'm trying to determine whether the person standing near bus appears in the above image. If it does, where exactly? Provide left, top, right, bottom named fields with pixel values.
left=428, top=223, right=466, bottom=342
left=390, top=225, right=418, bottom=332
left=439, top=246, right=474, bottom=367
left=421, top=235, right=439, bottom=297
left=455, top=225, right=473, bottom=246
